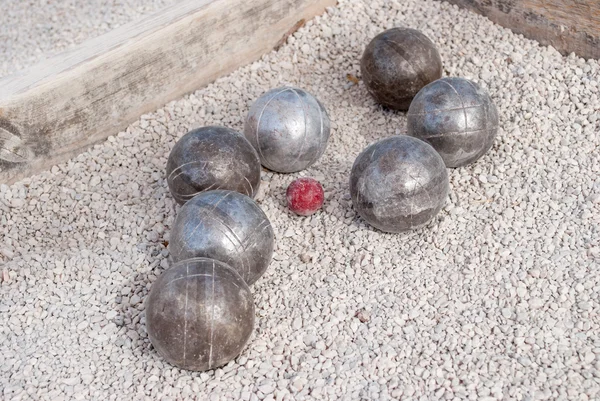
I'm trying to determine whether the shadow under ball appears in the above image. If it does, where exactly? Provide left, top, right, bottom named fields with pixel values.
left=146, top=258, right=254, bottom=372
left=166, top=126, right=261, bottom=205
left=349, top=136, right=449, bottom=233
left=169, top=190, right=274, bottom=286
left=244, top=87, right=331, bottom=173
left=407, top=77, right=499, bottom=168
left=361, top=28, right=442, bottom=111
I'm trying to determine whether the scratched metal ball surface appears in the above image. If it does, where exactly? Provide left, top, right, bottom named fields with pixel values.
left=244, top=87, right=331, bottom=173
left=166, top=126, right=261, bottom=205
left=361, top=28, right=442, bottom=111
left=407, top=77, right=499, bottom=168
left=146, top=258, right=254, bottom=372
left=169, top=190, right=274, bottom=286
left=349, top=136, right=449, bottom=233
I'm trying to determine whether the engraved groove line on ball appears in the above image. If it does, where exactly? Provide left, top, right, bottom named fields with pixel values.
left=170, top=168, right=201, bottom=186
left=240, top=219, right=272, bottom=277
left=175, top=182, right=221, bottom=203
left=409, top=29, right=434, bottom=52
left=418, top=126, right=499, bottom=139
left=0, top=127, right=34, bottom=163
left=355, top=179, right=368, bottom=218
left=362, top=46, right=388, bottom=90
left=316, top=99, right=325, bottom=163
left=242, top=175, right=253, bottom=197
left=189, top=208, right=250, bottom=276
left=440, top=80, right=469, bottom=136
left=0, top=145, right=28, bottom=162
left=175, top=185, right=218, bottom=203
left=465, top=80, right=491, bottom=133
left=407, top=171, right=422, bottom=228
left=361, top=54, right=385, bottom=93
left=166, top=273, right=214, bottom=286
left=241, top=219, right=271, bottom=250
left=225, top=276, right=241, bottom=290
left=369, top=147, right=377, bottom=161
left=383, top=39, right=428, bottom=87
left=178, top=192, right=231, bottom=256
left=184, top=203, right=250, bottom=271
left=407, top=104, right=484, bottom=116
left=208, top=261, right=216, bottom=370
left=255, top=88, right=290, bottom=169
left=482, top=92, right=490, bottom=133
left=288, top=88, right=309, bottom=170
left=409, top=169, right=433, bottom=206
left=363, top=68, right=388, bottom=101
left=471, top=80, right=493, bottom=134
left=211, top=210, right=251, bottom=268
left=168, top=160, right=209, bottom=181
left=409, top=174, right=414, bottom=228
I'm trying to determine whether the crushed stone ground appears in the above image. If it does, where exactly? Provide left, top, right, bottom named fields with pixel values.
left=1, top=0, right=599, bottom=400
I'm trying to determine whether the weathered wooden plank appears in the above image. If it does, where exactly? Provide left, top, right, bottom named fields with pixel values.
left=440, top=0, right=600, bottom=60
left=0, top=0, right=336, bottom=184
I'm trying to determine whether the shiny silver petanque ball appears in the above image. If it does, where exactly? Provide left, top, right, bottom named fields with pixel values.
left=169, top=190, right=274, bottom=286
left=146, top=258, right=254, bottom=372
left=407, top=77, right=499, bottom=168
left=166, top=126, right=261, bottom=205
left=244, top=87, right=331, bottom=173
left=349, top=136, right=449, bottom=233
left=361, top=28, right=442, bottom=111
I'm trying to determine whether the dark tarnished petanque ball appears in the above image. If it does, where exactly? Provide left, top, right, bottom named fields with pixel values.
left=146, top=257, right=254, bottom=372
left=244, top=87, right=331, bottom=173
left=407, top=77, right=499, bottom=168
left=166, top=126, right=261, bottom=205
left=349, top=136, right=449, bottom=233
left=360, top=28, right=442, bottom=111
left=169, top=190, right=274, bottom=286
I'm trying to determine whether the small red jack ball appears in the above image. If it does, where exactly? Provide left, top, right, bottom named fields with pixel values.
left=286, top=177, right=324, bottom=216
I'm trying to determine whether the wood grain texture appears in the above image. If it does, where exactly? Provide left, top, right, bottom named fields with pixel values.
left=441, top=0, right=600, bottom=60
left=0, top=0, right=336, bottom=184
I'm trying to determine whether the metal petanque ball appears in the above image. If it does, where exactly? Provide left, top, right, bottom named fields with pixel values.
left=146, top=257, right=254, bottom=372
left=349, top=136, right=449, bottom=233
left=361, top=28, right=442, bottom=111
left=407, top=77, right=499, bottom=168
left=169, top=190, right=274, bottom=286
left=244, top=87, right=331, bottom=173
left=166, top=126, right=261, bottom=205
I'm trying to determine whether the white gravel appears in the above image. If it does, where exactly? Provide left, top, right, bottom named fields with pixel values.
left=1, top=0, right=179, bottom=79
left=2, top=0, right=600, bottom=400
